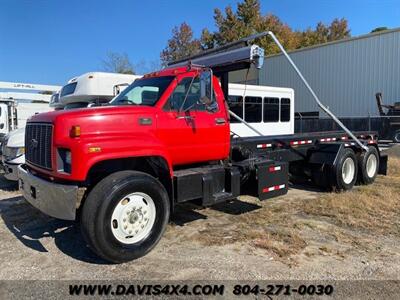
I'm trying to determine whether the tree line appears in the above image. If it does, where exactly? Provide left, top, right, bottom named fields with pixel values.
left=160, top=0, right=351, bottom=65
left=103, top=0, right=389, bottom=73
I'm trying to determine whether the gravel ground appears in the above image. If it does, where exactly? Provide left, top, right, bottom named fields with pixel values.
left=0, top=148, right=399, bottom=282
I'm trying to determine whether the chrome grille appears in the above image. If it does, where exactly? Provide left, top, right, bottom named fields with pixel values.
left=25, top=123, right=53, bottom=169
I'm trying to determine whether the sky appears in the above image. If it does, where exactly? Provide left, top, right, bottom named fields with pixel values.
left=0, top=0, right=399, bottom=86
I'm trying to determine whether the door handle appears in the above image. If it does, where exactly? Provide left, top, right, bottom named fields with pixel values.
left=215, top=118, right=226, bottom=125
left=176, top=115, right=195, bottom=120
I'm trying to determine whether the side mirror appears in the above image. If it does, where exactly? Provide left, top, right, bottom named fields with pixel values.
left=0, top=123, right=4, bottom=129
left=199, top=69, right=214, bottom=107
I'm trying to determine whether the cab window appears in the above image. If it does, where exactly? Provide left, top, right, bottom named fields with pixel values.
left=164, top=77, right=206, bottom=111
left=112, top=76, right=174, bottom=106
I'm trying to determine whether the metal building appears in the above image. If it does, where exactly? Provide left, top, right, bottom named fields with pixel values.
left=257, top=28, right=400, bottom=117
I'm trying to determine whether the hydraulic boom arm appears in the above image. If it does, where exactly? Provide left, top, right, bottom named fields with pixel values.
left=168, top=31, right=368, bottom=151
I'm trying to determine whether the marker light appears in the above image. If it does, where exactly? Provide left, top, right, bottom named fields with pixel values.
left=88, top=147, right=101, bottom=153
left=70, top=125, right=81, bottom=138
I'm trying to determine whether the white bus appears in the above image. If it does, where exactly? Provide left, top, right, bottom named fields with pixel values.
left=228, top=83, right=294, bottom=137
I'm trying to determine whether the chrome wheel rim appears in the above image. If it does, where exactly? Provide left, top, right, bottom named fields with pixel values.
left=342, top=157, right=355, bottom=185
left=366, top=154, right=377, bottom=178
left=110, top=192, right=156, bottom=244
left=395, top=132, right=400, bottom=142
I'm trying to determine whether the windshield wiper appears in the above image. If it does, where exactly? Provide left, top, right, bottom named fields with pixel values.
left=115, top=99, right=137, bottom=105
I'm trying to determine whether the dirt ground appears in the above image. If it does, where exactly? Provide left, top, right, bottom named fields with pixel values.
left=0, top=146, right=399, bottom=281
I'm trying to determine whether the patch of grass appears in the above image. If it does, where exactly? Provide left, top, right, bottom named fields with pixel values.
left=179, top=156, right=400, bottom=264
left=300, top=157, right=400, bottom=234
left=187, top=201, right=308, bottom=263
left=388, top=156, right=400, bottom=178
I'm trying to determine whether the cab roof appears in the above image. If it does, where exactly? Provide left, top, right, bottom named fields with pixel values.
left=142, top=66, right=202, bottom=78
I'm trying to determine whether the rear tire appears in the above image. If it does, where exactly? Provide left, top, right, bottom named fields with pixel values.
left=333, top=148, right=358, bottom=191
left=357, top=146, right=379, bottom=185
left=80, top=171, right=170, bottom=263
left=394, top=130, right=400, bottom=143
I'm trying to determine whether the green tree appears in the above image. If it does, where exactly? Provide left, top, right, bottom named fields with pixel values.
left=38, top=90, right=55, bottom=95
left=299, top=19, right=350, bottom=48
left=299, top=22, right=329, bottom=48
left=102, top=52, right=135, bottom=74
left=371, top=27, right=388, bottom=33
left=161, top=0, right=352, bottom=61
left=200, top=0, right=300, bottom=54
left=328, top=18, right=350, bottom=41
left=160, top=22, right=201, bottom=66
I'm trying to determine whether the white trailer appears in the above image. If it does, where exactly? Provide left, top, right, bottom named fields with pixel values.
left=59, top=72, right=141, bottom=105
left=0, top=81, right=61, bottom=135
left=2, top=72, right=140, bottom=181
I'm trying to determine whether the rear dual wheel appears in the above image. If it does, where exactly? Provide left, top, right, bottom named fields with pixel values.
left=311, top=149, right=358, bottom=191
left=393, top=130, right=400, bottom=143
left=312, top=147, right=379, bottom=191
left=333, top=148, right=358, bottom=191
left=357, top=146, right=379, bottom=185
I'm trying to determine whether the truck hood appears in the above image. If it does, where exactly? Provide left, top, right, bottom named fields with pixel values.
left=28, top=105, right=158, bottom=141
left=5, top=127, right=26, bottom=147
left=28, top=105, right=156, bottom=124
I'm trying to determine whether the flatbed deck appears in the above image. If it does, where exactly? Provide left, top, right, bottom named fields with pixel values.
left=231, top=130, right=377, bottom=146
left=230, top=130, right=380, bottom=165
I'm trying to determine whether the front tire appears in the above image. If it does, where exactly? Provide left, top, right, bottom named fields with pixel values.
left=80, top=171, right=170, bottom=263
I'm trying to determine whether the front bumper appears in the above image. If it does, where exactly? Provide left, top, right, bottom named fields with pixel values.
left=18, top=165, right=78, bottom=220
left=4, top=162, right=19, bottom=181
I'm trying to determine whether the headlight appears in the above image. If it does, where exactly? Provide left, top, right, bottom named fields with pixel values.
left=16, top=147, right=25, bottom=157
left=5, top=147, right=24, bottom=159
left=57, top=148, right=72, bottom=173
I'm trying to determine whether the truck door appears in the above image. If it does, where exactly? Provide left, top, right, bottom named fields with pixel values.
left=0, top=104, right=9, bottom=136
left=157, top=76, right=229, bottom=165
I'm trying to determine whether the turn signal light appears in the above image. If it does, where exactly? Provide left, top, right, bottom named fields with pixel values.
left=88, top=147, right=101, bottom=153
left=70, top=125, right=81, bottom=138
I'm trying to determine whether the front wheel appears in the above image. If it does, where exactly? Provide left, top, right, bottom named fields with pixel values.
left=80, top=171, right=170, bottom=263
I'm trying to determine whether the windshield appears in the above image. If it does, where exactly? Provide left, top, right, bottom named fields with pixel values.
left=111, top=76, right=174, bottom=106
left=60, top=82, right=77, bottom=97
left=63, top=102, right=90, bottom=110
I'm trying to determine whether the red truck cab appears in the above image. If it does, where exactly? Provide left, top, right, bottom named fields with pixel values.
left=24, top=67, right=229, bottom=182
left=18, top=66, right=231, bottom=262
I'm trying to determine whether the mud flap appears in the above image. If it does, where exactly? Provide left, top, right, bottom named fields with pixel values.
left=378, top=153, right=388, bottom=175
left=255, top=160, right=289, bottom=200
left=308, top=143, right=343, bottom=166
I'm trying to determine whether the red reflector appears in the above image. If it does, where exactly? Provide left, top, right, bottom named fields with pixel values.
left=268, top=166, right=282, bottom=172
left=262, top=184, right=286, bottom=193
